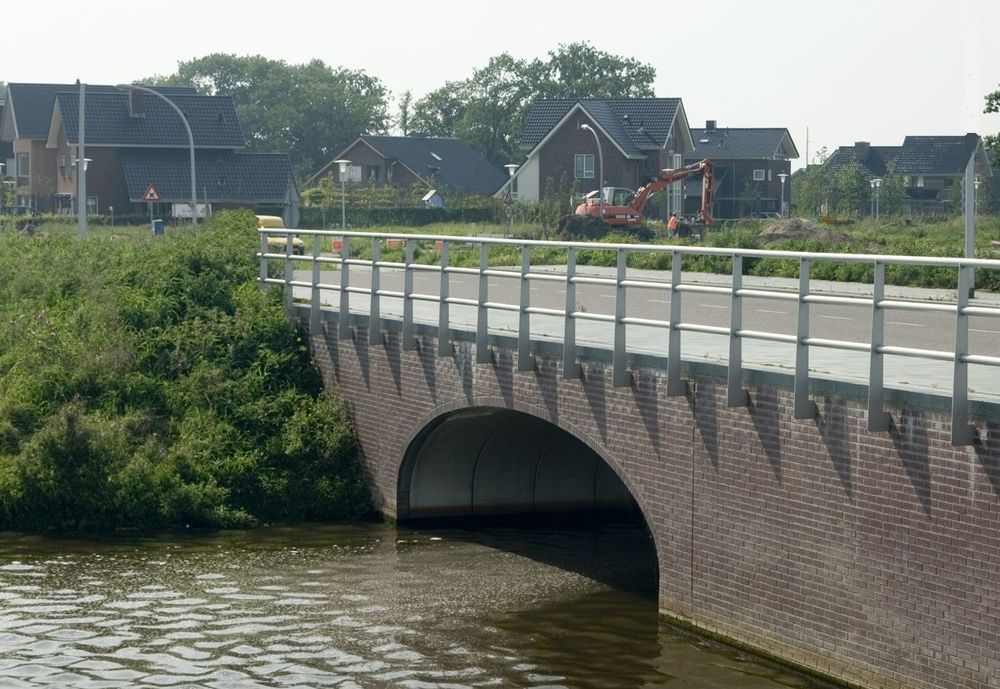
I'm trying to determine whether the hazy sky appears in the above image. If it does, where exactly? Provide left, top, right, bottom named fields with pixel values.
left=8, top=0, right=999, bottom=166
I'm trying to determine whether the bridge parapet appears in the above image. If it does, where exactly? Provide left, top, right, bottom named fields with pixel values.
left=260, top=230, right=1000, bottom=445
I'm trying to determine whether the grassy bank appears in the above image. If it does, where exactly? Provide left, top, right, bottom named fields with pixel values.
left=327, top=215, right=1000, bottom=291
left=0, top=210, right=371, bottom=531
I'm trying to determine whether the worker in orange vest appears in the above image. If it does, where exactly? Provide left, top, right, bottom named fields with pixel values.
left=666, top=212, right=679, bottom=238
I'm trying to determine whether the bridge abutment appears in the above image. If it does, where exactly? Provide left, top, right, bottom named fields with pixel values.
left=306, top=309, right=1000, bottom=689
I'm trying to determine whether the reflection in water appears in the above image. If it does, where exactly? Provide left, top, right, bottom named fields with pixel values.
left=0, top=524, right=832, bottom=688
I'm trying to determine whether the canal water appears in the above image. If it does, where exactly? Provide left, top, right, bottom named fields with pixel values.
left=0, top=523, right=832, bottom=688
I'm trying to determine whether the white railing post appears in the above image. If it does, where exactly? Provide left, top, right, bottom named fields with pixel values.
left=563, top=247, right=580, bottom=379
left=310, top=234, right=321, bottom=334
left=403, top=239, right=416, bottom=351
left=794, top=258, right=817, bottom=419
left=613, top=248, right=630, bottom=386
left=867, top=261, right=890, bottom=431
left=338, top=236, right=352, bottom=340
left=476, top=243, right=491, bottom=364
left=667, top=252, right=685, bottom=396
left=369, top=238, right=382, bottom=346
left=283, top=231, right=294, bottom=313
left=518, top=244, right=534, bottom=372
left=438, top=241, right=452, bottom=357
left=259, top=233, right=268, bottom=286
left=728, top=254, right=748, bottom=406
left=952, top=265, right=975, bottom=444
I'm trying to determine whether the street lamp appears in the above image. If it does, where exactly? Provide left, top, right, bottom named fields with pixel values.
left=777, top=172, right=788, bottom=217
left=870, top=177, right=883, bottom=221
left=334, top=159, right=351, bottom=229
left=579, top=123, right=604, bottom=221
left=504, top=163, right=518, bottom=238
left=118, top=84, right=197, bottom=226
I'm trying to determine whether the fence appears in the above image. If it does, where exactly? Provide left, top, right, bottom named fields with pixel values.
left=259, top=230, right=1000, bottom=445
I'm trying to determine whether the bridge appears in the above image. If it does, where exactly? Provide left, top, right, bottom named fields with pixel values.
left=261, top=230, right=1000, bottom=689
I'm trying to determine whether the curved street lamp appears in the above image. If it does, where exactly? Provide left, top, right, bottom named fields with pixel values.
left=334, top=159, right=351, bottom=229
left=579, top=123, right=604, bottom=220
left=118, top=84, right=197, bottom=225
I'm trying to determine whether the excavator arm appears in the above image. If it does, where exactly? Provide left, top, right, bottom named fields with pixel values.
left=630, top=159, right=715, bottom=224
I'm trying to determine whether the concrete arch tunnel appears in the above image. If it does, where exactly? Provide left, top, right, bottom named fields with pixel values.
left=396, top=407, right=643, bottom=523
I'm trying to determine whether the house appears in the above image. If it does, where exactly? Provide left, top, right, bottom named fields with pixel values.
left=821, top=135, right=991, bottom=214
left=309, top=135, right=506, bottom=196
left=2, top=82, right=299, bottom=224
left=504, top=98, right=695, bottom=220
left=682, top=121, right=799, bottom=219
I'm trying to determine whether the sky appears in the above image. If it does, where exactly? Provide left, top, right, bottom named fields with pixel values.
left=6, top=0, right=999, bottom=167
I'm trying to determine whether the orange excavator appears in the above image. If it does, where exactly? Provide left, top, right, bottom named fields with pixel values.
left=558, top=158, right=715, bottom=239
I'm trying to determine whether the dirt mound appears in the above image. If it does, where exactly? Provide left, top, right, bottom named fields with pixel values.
left=757, top=218, right=850, bottom=244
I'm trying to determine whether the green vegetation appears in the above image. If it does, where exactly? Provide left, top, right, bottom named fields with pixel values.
left=328, top=215, right=1000, bottom=291
left=0, top=211, right=371, bottom=531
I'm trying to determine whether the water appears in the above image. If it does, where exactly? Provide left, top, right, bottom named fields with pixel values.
left=0, top=524, right=832, bottom=688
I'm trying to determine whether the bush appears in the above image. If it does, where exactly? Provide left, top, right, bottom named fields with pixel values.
left=0, top=210, right=371, bottom=531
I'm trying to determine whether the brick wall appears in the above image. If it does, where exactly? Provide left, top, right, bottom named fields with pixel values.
left=308, top=311, right=1000, bottom=689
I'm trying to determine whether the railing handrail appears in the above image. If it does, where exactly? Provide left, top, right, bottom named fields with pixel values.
left=258, top=228, right=1000, bottom=269
left=259, top=230, right=999, bottom=446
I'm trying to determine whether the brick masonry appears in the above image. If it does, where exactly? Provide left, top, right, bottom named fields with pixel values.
left=306, top=310, right=1000, bottom=689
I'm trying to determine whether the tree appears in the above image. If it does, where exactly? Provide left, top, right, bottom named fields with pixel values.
left=411, top=42, right=656, bottom=167
left=145, top=55, right=390, bottom=179
left=397, top=90, right=412, bottom=136
left=831, top=161, right=870, bottom=216
left=527, top=42, right=656, bottom=99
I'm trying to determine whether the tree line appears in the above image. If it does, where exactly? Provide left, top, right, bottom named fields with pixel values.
left=142, top=43, right=655, bottom=179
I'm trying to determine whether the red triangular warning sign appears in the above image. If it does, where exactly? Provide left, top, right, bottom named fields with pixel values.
left=143, top=184, right=161, bottom=201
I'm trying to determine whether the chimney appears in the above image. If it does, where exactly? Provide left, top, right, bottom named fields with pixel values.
left=854, top=141, right=870, bottom=160
left=706, top=120, right=717, bottom=131
left=128, top=88, right=144, bottom=118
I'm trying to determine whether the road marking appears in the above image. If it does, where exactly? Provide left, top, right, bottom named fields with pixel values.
left=648, top=299, right=670, bottom=304
left=599, top=295, right=615, bottom=300
left=756, top=309, right=786, bottom=315
left=700, top=304, right=727, bottom=310
left=817, top=315, right=852, bottom=321
left=888, top=321, right=925, bottom=328
left=971, top=328, right=1000, bottom=335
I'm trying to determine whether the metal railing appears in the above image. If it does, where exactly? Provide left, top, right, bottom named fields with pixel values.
left=259, top=230, right=1000, bottom=446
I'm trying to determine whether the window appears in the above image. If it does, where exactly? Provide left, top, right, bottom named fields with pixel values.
left=86, top=196, right=98, bottom=215
left=753, top=169, right=765, bottom=181
left=916, top=176, right=924, bottom=187
left=575, top=154, right=595, bottom=179
left=768, top=169, right=773, bottom=181
left=364, top=165, right=380, bottom=183
left=16, top=152, right=29, bottom=188
left=943, top=178, right=954, bottom=187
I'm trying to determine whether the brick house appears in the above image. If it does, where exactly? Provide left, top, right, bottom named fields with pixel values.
left=3, top=83, right=298, bottom=224
left=682, top=121, right=799, bottom=219
left=822, top=134, right=991, bottom=214
left=503, top=98, right=695, bottom=220
left=309, top=135, right=506, bottom=196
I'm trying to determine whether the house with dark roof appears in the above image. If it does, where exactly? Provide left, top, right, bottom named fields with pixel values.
left=504, top=98, right=694, bottom=220
left=2, top=82, right=298, bottom=224
left=309, top=135, right=506, bottom=197
left=821, top=134, right=990, bottom=214
left=682, top=121, right=799, bottom=219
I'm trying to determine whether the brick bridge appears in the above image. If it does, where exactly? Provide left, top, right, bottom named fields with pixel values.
left=266, top=232, right=1000, bottom=689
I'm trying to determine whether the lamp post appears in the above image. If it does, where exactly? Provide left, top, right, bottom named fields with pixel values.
left=504, top=163, right=518, bottom=238
left=777, top=172, right=788, bottom=217
left=870, top=177, right=883, bottom=221
left=334, top=159, right=351, bottom=229
left=118, top=84, right=197, bottom=226
left=580, top=123, right=604, bottom=221
left=78, top=81, right=87, bottom=237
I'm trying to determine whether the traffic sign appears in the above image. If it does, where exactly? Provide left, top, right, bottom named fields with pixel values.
left=503, top=191, right=512, bottom=204
left=143, top=184, right=161, bottom=202
left=504, top=203, right=513, bottom=219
